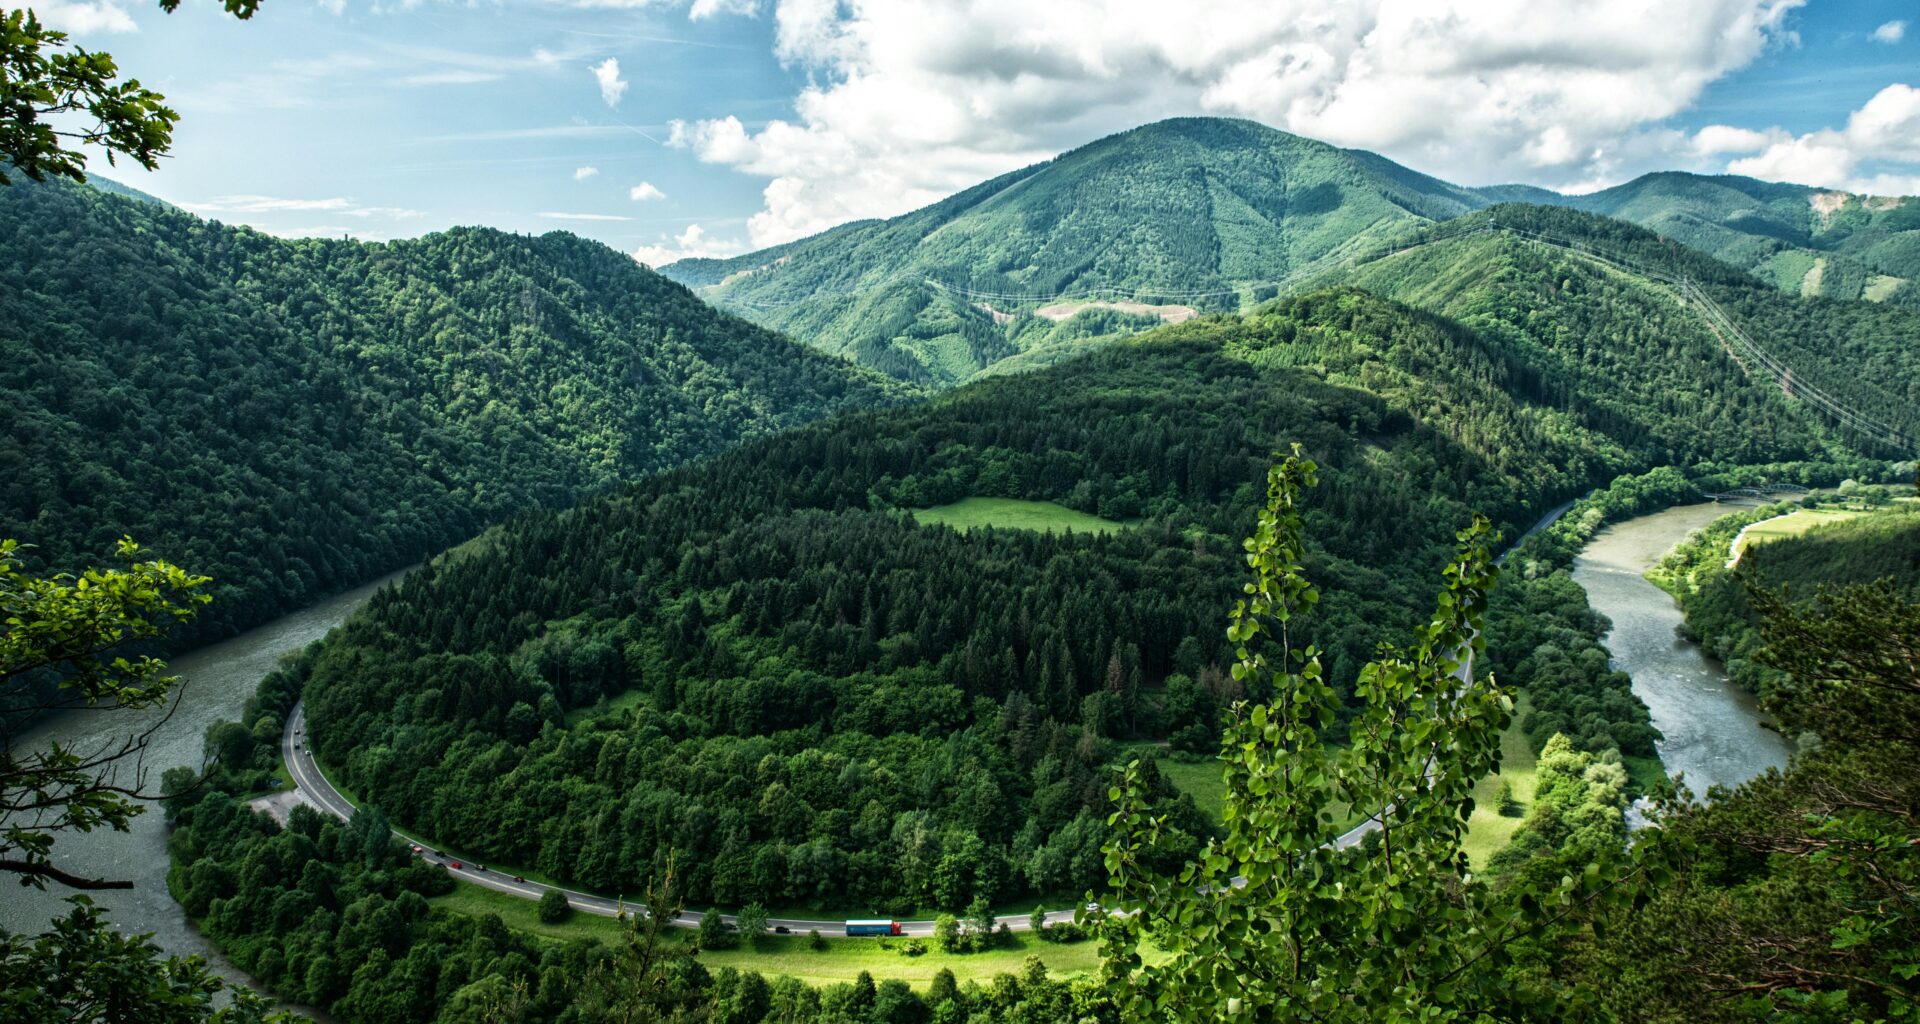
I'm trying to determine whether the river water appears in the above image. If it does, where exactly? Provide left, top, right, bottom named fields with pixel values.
left=1572, top=504, right=1792, bottom=795
left=0, top=569, right=407, bottom=984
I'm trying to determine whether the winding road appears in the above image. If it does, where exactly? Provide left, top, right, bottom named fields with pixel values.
left=275, top=501, right=1570, bottom=937
left=281, top=702, right=1075, bottom=937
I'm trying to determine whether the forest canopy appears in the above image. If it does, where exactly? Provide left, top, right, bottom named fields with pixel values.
left=0, top=178, right=910, bottom=647
left=278, top=281, right=1855, bottom=915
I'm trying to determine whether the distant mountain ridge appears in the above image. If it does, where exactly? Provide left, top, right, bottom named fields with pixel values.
left=661, top=118, right=1918, bottom=384
left=1559, top=171, right=1920, bottom=303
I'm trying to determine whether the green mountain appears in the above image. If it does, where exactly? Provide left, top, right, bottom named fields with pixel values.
left=266, top=240, right=1884, bottom=917
left=1555, top=171, right=1920, bottom=304
left=658, top=118, right=1498, bottom=384
left=1316, top=205, right=1920, bottom=454
left=662, top=118, right=1920, bottom=385
left=0, top=178, right=912, bottom=644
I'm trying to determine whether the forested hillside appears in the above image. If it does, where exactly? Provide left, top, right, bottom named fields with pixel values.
left=1556, top=171, right=1920, bottom=305
left=0, top=179, right=910, bottom=645
left=1325, top=205, right=1920, bottom=455
left=1650, top=492, right=1920, bottom=702
left=659, top=118, right=1492, bottom=384
left=663, top=118, right=1920, bottom=390
left=1527, top=541, right=1920, bottom=1023
left=274, top=281, right=1852, bottom=916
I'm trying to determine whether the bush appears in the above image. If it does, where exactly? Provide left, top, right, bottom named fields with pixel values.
left=933, top=915, right=961, bottom=953
left=898, top=939, right=927, bottom=957
left=698, top=909, right=737, bottom=950
left=808, top=929, right=827, bottom=951
left=536, top=888, right=571, bottom=923
left=1497, top=779, right=1523, bottom=817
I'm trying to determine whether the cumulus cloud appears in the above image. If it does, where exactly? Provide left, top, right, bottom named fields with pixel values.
left=690, top=0, right=760, bottom=18
left=631, top=223, right=747, bottom=266
left=1690, top=124, right=1782, bottom=155
left=665, top=0, right=1810, bottom=248
left=575, top=166, right=601, bottom=180
left=1873, top=20, right=1905, bottom=43
left=591, top=57, right=628, bottom=107
left=629, top=181, right=667, bottom=200
left=1725, top=83, right=1920, bottom=193
left=36, top=0, right=139, bottom=33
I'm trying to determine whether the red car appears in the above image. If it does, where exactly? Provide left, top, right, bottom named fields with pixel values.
left=450, top=861, right=463, bottom=869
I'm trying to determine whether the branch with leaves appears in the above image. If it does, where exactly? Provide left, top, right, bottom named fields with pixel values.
left=1, top=1, right=262, bottom=185
left=1095, top=445, right=1614, bottom=1022
left=1, top=536, right=210, bottom=890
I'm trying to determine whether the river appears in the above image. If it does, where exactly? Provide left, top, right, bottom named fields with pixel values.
left=1572, top=503, right=1793, bottom=795
left=0, top=568, right=407, bottom=986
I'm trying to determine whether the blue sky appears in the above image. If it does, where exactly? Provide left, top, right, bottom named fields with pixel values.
left=44, top=0, right=1920, bottom=263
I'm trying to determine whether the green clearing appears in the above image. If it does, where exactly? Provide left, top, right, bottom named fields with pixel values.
left=1799, top=255, right=1827, bottom=297
left=430, top=886, right=1100, bottom=991
left=1732, top=506, right=1870, bottom=561
left=1864, top=274, right=1906, bottom=302
left=1461, top=693, right=1540, bottom=870
left=1153, top=754, right=1228, bottom=822
left=699, top=933, right=1101, bottom=991
left=912, top=498, right=1125, bottom=534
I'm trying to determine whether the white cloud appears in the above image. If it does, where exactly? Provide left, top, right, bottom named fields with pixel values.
left=1727, top=83, right=1920, bottom=193
left=191, top=195, right=354, bottom=213
left=669, top=0, right=1811, bottom=248
left=629, top=181, right=667, bottom=200
left=397, top=69, right=502, bottom=86
left=690, top=0, right=760, bottom=18
left=187, top=195, right=423, bottom=218
left=575, top=166, right=601, bottom=180
left=1873, top=20, right=1906, bottom=43
left=36, top=0, right=139, bottom=34
left=1690, top=124, right=1782, bottom=155
left=316, top=0, right=347, bottom=14
left=591, top=57, right=628, bottom=107
left=631, top=223, right=746, bottom=266
left=557, top=0, right=760, bottom=14
left=540, top=211, right=634, bottom=221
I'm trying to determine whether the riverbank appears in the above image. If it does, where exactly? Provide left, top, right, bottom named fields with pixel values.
left=0, top=567, right=409, bottom=1000
left=1571, top=504, right=1791, bottom=794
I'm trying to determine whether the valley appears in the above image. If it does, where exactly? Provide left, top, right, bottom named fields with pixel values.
left=5, top=72, right=1918, bottom=1022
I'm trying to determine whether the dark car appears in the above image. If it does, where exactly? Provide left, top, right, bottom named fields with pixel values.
left=475, top=864, right=487, bottom=872
left=774, top=925, right=791, bottom=935
left=512, top=875, right=525, bottom=883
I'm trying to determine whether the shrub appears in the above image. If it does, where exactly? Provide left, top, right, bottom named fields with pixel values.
left=698, top=909, right=737, bottom=950
left=808, top=929, right=827, bottom=951
left=537, top=888, right=570, bottom=924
